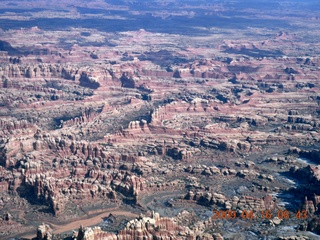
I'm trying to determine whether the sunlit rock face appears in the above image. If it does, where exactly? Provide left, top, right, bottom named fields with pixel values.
left=75, top=212, right=223, bottom=240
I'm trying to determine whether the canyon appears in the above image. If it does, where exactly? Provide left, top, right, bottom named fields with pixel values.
left=0, top=0, right=319, bottom=239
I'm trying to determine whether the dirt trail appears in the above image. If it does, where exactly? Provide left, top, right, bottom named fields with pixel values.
left=20, top=209, right=138, bottom=239
left=52, top=210, right=138, bottom=234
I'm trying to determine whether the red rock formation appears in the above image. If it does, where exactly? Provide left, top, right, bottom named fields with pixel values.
left=37, top=223, right=53, bottom=240
left=76, top=212, right=219, bottom=240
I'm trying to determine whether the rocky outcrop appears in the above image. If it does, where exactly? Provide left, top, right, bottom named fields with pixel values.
left=111, top=172, right=144, bottom=203
left=277, top=236, right=312, bottom=240
left=0, top=119, right=32, bottom=133
left=302, top=195, right=320, bottom=215
left=79, top=72, right=100, bottom=89
left=0, top=64, right=79, bottom=80
left=75, top=212, right=220, bottom=240
left=120, top=73, right=135, bottom=88
left=166, top=146, right=193, bottom=160
left=291, top=165, right=320, bottom=184
left=185, top=192, right=277, bottom=212
left=20, top=168, right=145, bottom=215
left=37, top=223, right=53, bottom=240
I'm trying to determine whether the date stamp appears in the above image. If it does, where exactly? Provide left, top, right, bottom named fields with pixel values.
left=212, top=209, right=308, bottom=220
